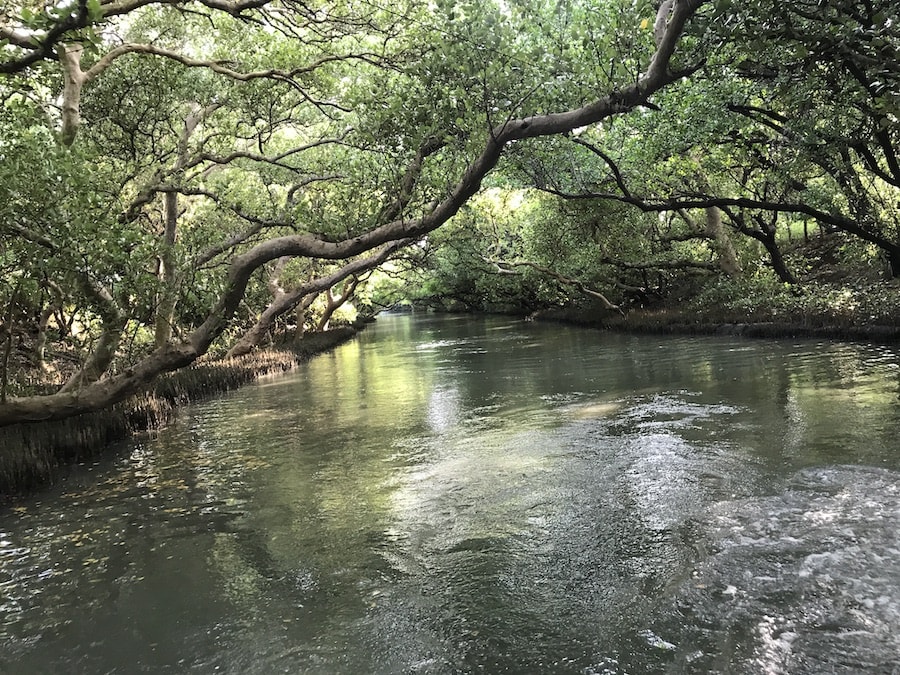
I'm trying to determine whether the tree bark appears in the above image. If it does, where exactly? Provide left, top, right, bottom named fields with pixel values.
left=34, top=281, right=64, bottom=370
left=315, top=277, right=360, bottom=332
left=227, top=242, right=405, bottom=358
left=59, top=274, right=128, bottom=393
left=294, top=294, right=316, bottom=342
left=704, top=207, right=742, bottom=277
left=155, top=105, right=215, bottom=346
left=57, top=43, right=86, bottom=146
left=1, top=283, right=20, bottom=404
left=154, top=190, right=179, bottom=346
left=756, top=231, right=795, bottom=284
left=726, top=210, right=795, bottom=284
left=226, top=256, right=294, bottom=357
left=887, top=246, right=900, bottom=279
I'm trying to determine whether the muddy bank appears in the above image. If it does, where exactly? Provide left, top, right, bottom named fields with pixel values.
left=0, top=328, right=357, bottom=499
left=532, top=306, right=900, bottom=344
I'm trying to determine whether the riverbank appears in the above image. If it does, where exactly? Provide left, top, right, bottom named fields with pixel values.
left=530, top=274, right=900, bottom=344
left=532, top=305, right=900, bottom=343
left=0, top=328, right=358, bottom=500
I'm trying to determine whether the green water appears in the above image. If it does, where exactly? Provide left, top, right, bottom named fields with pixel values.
left=2, top=315, right=900, bottom=673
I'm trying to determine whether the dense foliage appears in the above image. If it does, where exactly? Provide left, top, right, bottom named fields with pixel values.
left=1, top=0, right=898, bottom=425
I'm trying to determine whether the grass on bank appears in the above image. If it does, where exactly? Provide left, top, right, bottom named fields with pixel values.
left=0, top=328, right=357, bottom=499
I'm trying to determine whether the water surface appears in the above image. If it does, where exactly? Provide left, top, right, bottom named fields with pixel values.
left=2, top=315, right=899, bottom=673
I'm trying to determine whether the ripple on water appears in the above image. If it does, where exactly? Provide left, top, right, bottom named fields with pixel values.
left=646, top=465, right=900, bottom=674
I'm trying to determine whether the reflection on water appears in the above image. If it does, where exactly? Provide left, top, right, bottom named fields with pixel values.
left=1, top=315, right=900, bottom=673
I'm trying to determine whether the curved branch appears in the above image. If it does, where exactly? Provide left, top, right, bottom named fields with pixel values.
left=0, top=0, right=277, bottom=74
left=489, top=259, right=625, bottom=315
left=6, top=220, right=128, bottom=389
left=0, top=0, right=90, bottom=74
left=59, top=273, right=128, bottom=392
left=80, top=42, right=368, bottom=113
left=56, top=33, right=358, bottom=144
left=378, top=135, right=447, bottom=223
left=0, top=0, right=705, bottom=426
left=83, top=42, right=376, bottom=85
left=0, top=26, right=38, bottom=49
left=315, top=275, right=360, bottom=332
left=570, top=137, right=633, bottom=198
left=192, top=223, right=267, bottom=268
left=226, top=239, right=412, bottom=358
left=6, top=222, right=57, bottom=250
left=542, top=186, right=899, bottom=254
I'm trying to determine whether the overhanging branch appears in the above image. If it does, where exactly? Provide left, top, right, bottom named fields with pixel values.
left=488, top=258, right=625, bottom=315
left=0, top=0, right=706, bottom=425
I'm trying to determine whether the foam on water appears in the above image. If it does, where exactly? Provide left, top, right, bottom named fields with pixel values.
left=651, top=465, right=900, bottom=673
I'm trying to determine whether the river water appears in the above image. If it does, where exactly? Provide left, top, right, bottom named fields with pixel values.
left=2, top=315, right=900, bottom=674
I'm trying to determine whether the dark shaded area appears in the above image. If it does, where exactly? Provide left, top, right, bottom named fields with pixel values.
left=532, top=305, right=900, bottom=344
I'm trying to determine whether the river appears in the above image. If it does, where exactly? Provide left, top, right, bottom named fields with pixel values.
left=2, top=315, right=900, bottom=673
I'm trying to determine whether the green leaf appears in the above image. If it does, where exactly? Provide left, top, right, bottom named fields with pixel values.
left=87, top=0, right=103, bottom=20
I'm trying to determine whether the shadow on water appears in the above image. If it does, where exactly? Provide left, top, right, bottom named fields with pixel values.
left=2, top=314, right=900, bottom=673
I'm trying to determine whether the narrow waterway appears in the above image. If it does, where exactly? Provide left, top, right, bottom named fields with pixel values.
left=2, top=315, right=900, bottom=673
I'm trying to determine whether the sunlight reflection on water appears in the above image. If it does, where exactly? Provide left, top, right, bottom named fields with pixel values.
left=2, top=316, right=900, bottom=673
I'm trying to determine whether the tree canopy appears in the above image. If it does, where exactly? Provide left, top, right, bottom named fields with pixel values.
left=1, top=0, right=898, bottom=427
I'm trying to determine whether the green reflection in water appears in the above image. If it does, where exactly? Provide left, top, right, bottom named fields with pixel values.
left=2, top=315, right=900, bottom=673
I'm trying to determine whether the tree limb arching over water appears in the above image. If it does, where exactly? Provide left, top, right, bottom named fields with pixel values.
left=0, top=0, right=707, bottom=426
